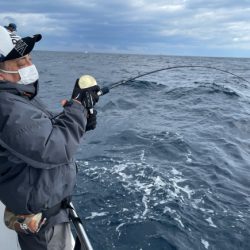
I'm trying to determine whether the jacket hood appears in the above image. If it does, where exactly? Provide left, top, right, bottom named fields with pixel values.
left=0, top=80, right=38, bottom=98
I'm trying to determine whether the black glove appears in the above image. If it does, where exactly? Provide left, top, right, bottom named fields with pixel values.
left=71, top=78, right=100, bottom=109
left=86, top=110, right=97, bottom=131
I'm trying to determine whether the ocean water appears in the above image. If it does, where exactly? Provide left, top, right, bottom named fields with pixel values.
left=33, top=51, right=250, bottom=250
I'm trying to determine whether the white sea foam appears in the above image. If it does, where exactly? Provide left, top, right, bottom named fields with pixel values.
left=113, top=163, right=128, bottom=172
left=85, top=212, right=109, bottom=220
left=186, top=151, right=192, bottom=163
left=201, top=239, right=210, bottom=249
left=163, top=206, right=176, bottom=214
left=154, top=176, right=166, bottom=189
left=142, top=195, right=149, bottom=217
left=116, top=222, right=126, bottom=237
left=199, top=207, right=215, bottom=214
left=170, top=176, right=194, bottom=199
left=133, top=214, right=140, bottom=219
left=140, top=149, right=145, bottom=162
left=82, top=155, right=197, bottom=229
left=171, top=168, right=182, bottom=175
left=205, top=217, right=217, bottom=228
left=174, top=217, right=185, bottom=228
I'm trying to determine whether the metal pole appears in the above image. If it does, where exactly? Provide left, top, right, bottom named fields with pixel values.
left=69, top=202, right=94, bottom=250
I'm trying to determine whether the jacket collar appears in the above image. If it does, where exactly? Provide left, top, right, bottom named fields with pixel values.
left=0, top=80, right=38, bottom=98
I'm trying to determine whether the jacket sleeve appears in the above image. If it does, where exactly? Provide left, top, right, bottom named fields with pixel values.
left=0, top=94, right=87, bottom=169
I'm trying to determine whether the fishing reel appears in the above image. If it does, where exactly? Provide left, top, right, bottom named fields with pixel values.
left=77, top=75, right=109, bottom=96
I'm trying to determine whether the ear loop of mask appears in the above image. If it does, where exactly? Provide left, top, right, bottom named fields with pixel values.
left=0, top=69, right=19, bottom=74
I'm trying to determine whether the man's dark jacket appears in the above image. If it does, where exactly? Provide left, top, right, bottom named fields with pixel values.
left=0, top=81, right=87, bottom=222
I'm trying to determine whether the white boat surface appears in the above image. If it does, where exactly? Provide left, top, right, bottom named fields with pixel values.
left=0, top=201, right=20, bottom=250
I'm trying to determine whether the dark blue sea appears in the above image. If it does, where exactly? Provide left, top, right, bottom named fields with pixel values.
left=33, top=51, right=250, bottom=250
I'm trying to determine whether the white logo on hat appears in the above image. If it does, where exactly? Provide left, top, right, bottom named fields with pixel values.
left=15, top=40, right=28, bottom=56
left=10, top=33, right=21, bottom=45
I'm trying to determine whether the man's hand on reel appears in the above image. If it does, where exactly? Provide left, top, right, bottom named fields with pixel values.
left=71, top=75, right=100, bottom=110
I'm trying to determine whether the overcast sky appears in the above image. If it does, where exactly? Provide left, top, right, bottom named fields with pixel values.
left=1, top=0, right=250, bottom=57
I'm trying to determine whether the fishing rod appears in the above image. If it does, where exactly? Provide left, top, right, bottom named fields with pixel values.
left=97, top=65, right=250, bottom=96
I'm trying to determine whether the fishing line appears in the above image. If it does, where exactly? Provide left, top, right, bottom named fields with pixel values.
left=98, top=65, right=250, bottom=96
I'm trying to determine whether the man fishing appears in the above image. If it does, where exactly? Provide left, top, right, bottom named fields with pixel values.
left=0, top=25, right=99, bottom=249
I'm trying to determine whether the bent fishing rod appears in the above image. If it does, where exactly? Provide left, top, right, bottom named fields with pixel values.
left=95, top=65, right=250, bottom=96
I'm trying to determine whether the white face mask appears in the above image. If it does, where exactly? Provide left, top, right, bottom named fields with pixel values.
left=0, top=64, right=39, bottom=85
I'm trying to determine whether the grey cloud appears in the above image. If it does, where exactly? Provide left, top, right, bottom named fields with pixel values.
left=0, top=0, right=249, bottom=57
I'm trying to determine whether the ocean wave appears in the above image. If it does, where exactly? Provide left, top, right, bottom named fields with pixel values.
left=125, top=79, right=166, bottom=90
left=165, top=82, right=240, bottom=99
